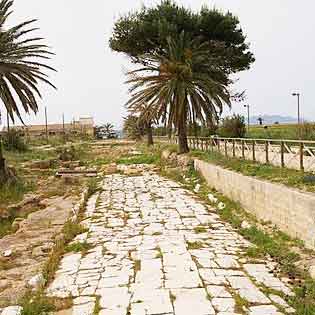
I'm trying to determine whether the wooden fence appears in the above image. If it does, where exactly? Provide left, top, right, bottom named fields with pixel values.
left=155, top=136, right=315, bottom=172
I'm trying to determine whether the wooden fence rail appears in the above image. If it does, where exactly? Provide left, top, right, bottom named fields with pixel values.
left=154, top=136, right=315, bottom=172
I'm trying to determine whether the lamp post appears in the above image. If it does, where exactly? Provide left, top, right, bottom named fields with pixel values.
left=292, top=92, right=301, bottom=125
left=244, top=104, right=250, bottom=132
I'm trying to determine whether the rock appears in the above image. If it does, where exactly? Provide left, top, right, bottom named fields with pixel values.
left=28, top=274, right=45, bottom=290
left=11, top=218, right=24, bottom=231
left=1, top=306, right=23, bottom=315
left=194, top=184, right=201, bottom=193
left=177, top=155, right=193, bottom=168
left=241, top=221, right=251, bottom=229
left=63, top=176, right=80, bottom=185
left=162, top=150, right=171, bottom=160
left=0, top=210, right=10, bottom=219
left=309, top=265, right=315, bottom=279
left=0, top=280, right=10, bottom=290
left=208, top=194, right=218, bottom=204
left=30, top=159, right=56, bottom=170
left=102, top=163, right=117, bottom=175
left=3, top=250, right=12, bottom=257
left=217, top=202, right=226, bottom=210
left=124, top=168, right=140, bottom=176
left=31, top=247, right=45, bottom=258
left=130, top=150, right=142, bottom=155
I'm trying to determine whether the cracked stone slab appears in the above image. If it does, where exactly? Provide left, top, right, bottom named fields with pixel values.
left=45, top=171, right=295, bottom=315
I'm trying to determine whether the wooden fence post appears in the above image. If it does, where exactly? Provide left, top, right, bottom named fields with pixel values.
left=252, top=141, right=256, bottom=162
left=300, top=142, right=304, bottom=171
left=242, top=140, right=245, bottom=159
left=281, top=141, right=285, bottom=168
left=265, top=141, right=269, bottom=164
left=232, top=140, right=236, bottom=157
left=224, top=139, right=228, bottom=157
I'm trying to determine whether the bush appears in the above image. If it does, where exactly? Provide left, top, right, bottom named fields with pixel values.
left=297, top=122, right=315, bottom=140
left=3, top=129, right=27, bottom=152
left=218, top=114, right=246, bottom=138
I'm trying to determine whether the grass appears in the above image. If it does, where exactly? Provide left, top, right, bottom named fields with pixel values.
left=0, top=178, right=35, bottom=206
left=194, top=226, right=207, bottom=234
left=20, top=292, right=56, bottom=315
left=234, top=293, right=250, bottom=313
left=242, top=226, right=301, bottom=277
left=190, top=149, right=315, bottom=193
left=247, top=123, right=315, bottom=141
left=42, top=220, right=87, bottom=283
left=116, top=153, right=159, bottom=165
left=187, top=241, right=204, bottom=250
left=87, top=178, right=101, bottom=197
left=93, top=296, right=101, bottom=315
left=65, top=241, right=92, bottom=254
left=134, top=259, right=141, bottom=273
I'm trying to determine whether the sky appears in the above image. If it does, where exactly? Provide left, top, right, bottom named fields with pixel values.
left=2, top=0, right=315, bottom=129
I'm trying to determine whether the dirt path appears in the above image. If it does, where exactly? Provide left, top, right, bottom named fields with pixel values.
left=44, top=168, right=296, bottom=315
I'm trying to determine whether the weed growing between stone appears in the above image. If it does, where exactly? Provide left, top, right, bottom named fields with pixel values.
left=19, top=292, right=55, bottom=315
left=19, top=292, right=72, bottom=315
left=155, top=152, right=315, bottom=315
left=65, top=241, right=92, bottom=255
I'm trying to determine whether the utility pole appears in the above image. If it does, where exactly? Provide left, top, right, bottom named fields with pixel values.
left=45, top=107, right=48, bottom=143
left=292, top=92, right=301, bottom=125
left=62, top=113, right=65, bottom=143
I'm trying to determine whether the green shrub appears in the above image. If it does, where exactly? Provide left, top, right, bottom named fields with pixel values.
left=3, top=129, right=28, bottom=152
left=297, top=122, right=315, bottom=140
left=218, top=114, right=246, bottom=138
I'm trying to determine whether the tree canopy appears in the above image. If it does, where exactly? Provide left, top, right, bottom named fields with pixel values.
left=125, top=33, right=232, bottom=153
left=0, top=0, right=56, bottom=123
left=110, top=0, right=254, bottom=74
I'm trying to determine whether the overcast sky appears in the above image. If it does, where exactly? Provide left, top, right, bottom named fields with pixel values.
left=2, top=0, right=314, bottom=128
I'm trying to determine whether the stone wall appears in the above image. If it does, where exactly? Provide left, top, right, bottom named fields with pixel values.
left=194, top=159, right=315, bottom=249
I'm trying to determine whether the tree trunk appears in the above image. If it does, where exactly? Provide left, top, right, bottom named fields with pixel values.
left=178, top=116, right=189, bottom=154
left=0, top=136, right=5, bottom=173
left=146, top=122, right=154, bottom=146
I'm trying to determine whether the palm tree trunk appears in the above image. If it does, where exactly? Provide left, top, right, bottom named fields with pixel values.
left=146, top=122, right=154, bottom=146
left=0, top=136, right=5, bottom=172
left=0, top=135, right=7, bottom=186
left=178, top=115, right=189, bottom=154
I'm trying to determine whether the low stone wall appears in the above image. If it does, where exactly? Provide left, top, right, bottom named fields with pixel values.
left=194, top=159, right=315, bottom=249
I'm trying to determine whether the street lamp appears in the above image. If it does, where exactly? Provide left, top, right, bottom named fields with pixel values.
left=292, top=92, right=301, bottom=125
left=244, top=104, right=250, bottom=132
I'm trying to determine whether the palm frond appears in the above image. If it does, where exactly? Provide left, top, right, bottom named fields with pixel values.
left=0, top=0, right=56, bottom=122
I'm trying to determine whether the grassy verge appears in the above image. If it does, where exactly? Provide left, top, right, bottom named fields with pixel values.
left=189, top=149, right=315, bottom=193
left=154, top=147, right=315, bottom=315
left=116, top=153, right=160, bottom=165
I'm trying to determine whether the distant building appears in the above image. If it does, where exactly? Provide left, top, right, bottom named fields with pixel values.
left=2, top=117, right=95, bottom=138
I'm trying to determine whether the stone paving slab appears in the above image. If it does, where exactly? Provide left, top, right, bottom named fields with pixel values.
left=47, top=171, right=295, bottom=315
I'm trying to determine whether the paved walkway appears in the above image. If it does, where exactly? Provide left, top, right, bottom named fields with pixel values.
left=47, top=171, right=295, bottom=315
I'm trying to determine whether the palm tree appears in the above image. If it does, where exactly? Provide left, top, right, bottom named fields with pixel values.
left=103, top=123, right=115, bottom=138
left=125, top=32, right=232, bottom=153
left=0, top=0, right=56, bottom=182
left=123, top=115, right=144, bottom=140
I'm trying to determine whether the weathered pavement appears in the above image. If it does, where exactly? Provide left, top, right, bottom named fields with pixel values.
left=47, top=170, right=295, bottom=315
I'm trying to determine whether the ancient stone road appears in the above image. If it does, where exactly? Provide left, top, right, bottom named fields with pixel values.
left=47, top=171, right=295, bottom=315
